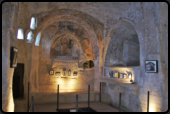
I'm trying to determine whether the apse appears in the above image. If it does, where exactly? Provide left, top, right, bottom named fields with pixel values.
left=37, top=20, right=95, bottom=94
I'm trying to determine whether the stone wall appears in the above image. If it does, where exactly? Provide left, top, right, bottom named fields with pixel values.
left=2, top=2, right=168, bottom=112
left=2, top=2, right=17, bottom=112
left=158, top=2, right=168, bottom=112
left=102, top=2, right=168, bottom=112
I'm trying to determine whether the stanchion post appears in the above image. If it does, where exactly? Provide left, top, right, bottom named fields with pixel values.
left=27, top=82, right=29, bottom=112
left=76, top=94, right=78, bottom=112
left=147, top=91, right=149, bottom=112
left=100, top=82, right=101, bottom=102
left=88, top=85, right=90, bottom=111
left=31, top=96, right=34, bottom=112
left=119, top=93, right=121, bottom=112
left=57, top=85, right=59, bottom=111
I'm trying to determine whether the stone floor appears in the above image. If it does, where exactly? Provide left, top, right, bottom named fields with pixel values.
left=33, top=102, right=121, bottom=112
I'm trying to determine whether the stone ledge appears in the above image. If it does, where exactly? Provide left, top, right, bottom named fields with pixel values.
left=104, top=66, right=140, bottom=70
left=99, top=78, right=136, bottom=88
left=78, top=67, right=95, bottom=71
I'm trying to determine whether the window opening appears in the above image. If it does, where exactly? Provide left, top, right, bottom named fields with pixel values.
left=17, top=28, right=24, bottom=40
left=35, top=32, right=41, bottom=46
left=27, top=31, right=34, bottom=43
left=30, top=17, right=37, bottom=30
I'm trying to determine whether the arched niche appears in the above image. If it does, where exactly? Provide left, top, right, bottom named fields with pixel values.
left=30, top=13, right=101, bottom=92
left=37, top=20, right=95, bottom=62
left=105, top=20, right=140, bottom=67
left=34, top=14, right=99, bottom=61
left=83, top=60, right=94, bottom=68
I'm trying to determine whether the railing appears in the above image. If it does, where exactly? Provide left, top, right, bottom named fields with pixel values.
left=56, top=84, right=92, bottom=112
left=99, top=82, right=151, bottom=112
left=31, top=96, right=34, bottom=112
left=27, top=82, right=29, bottom=112
left=30, top=84, right=93, bottom=93
left=28, top=82, right=151, bottom=112
left=28, top=83, right=96, bottom=112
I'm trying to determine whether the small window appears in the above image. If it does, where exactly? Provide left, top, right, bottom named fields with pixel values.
left=27, top=31, right=34, bottom=43
left=30, top=17, right=37, bottom=30
left=35, top=32, right=41, bottom=46
left=17, top=28, right=24, bottom=40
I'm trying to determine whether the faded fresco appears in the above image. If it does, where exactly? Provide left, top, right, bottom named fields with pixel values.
left=51, top=36, right=79, bottom=58
left=81, top=38, right=93, bottom=57
left=46, top=21, right=93, bottom=59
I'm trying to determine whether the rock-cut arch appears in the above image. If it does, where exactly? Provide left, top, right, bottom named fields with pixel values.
left=105, top=20, right=140, bottom=67
left=30, top=12, right=101, bottom=91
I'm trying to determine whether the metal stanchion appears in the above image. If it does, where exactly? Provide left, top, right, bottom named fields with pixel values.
left=31, top=96, right=34, bottom=112
left=27, top=82, right=29, bottom=112
left=147, top=91, right=149, bottom=112
left=76, top=94, right=78, bottom=112
left=119, top=93, right=121, bottom=112
left=100, top=82, right=101, bottom=102
left=57, top=85, right=59, bottom=111
left=88, top=85, right=90, bottom=111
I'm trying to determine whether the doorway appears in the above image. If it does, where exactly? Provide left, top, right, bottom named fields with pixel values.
left=12, top=63, right=24, bottom=99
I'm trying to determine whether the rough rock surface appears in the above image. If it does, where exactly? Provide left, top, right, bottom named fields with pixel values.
left=2, top=2, right=168, bottom=112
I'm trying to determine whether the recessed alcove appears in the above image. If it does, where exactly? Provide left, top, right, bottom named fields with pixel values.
left=83, top=60, right=94, bottom=68
left=35, top=18, right=96, bottom=95
left=103, top=66, right=140, bottom=84
left=103, top=21, right=140, bottom=87
left=105, top=21, right=140, bottom=67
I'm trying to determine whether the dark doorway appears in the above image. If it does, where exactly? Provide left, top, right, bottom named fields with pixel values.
left=12, top=63, right=24, bottom=99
